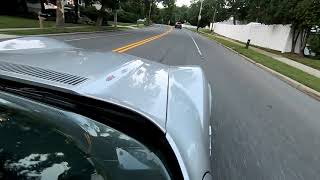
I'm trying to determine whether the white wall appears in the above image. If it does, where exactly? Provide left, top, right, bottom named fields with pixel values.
left=182, top=24, right=197, bottom=29
left=213, top=22, right=300, bottom=53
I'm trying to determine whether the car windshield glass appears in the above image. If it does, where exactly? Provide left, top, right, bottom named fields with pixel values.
left=0, top=91, right=171, bottom=180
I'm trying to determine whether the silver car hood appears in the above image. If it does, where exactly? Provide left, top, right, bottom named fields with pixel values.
left=0, top=37, right=169, bottom=131
left=0, top=37, right=213, bottom=180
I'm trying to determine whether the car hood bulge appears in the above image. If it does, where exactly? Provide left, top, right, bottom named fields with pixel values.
left=0, top=38, right=169, bottom=131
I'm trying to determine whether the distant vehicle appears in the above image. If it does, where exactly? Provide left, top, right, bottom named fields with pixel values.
left=175, top=22, right=182, bottom=29
left=0, top=37, right=213, bottom=180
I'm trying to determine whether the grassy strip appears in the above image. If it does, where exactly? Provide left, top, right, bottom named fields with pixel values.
left=132, top=24, right=146, bottom=29
left=251, top=46, right=320, bottom=70
left=107, top=21, right=136, bottom=26
left=0, top=16, right=79, bottom=29
left=1, top=26, right=127, bottom=35
left=278, top=53, right=320, bottom=70
left=107, top=21, right=146, bottom=29
left=194, top=28, right=320, bottom=70
left=194, top=29, right=320, bottom=92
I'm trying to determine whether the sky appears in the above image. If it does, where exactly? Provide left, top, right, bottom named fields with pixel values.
left=158, top=0, right=191, bottom=8
left=176, top=0, right=191, bottom=7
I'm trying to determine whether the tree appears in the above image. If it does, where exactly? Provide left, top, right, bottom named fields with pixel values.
left=144, top=0, right=171, bottom=24
left=292, top=0, right=320, bottom=54
left=187, top=1, right=200, bottom=26
left=56, top=0, right=65, bottom=28
left=175, top=5, right=189, bottom=22
left=225, top=0, right=248, bottom=24
left=74, top=0, right=80, bottom=23
left=110, top=0, right=121, bottom=27
left=121, top=0, right=145, bottom=20
left=247, top=0, right=320, bottom=54
left=84, top=0, right=128, bottom=27
left=187, top=0, right=228, bottom=27
left=162, top=0, right=176, bottom=24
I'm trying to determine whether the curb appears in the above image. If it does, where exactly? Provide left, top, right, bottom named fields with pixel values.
left=213, top=39, right=320, bottom=101
left=0, top=34, right=20, bottom=41
left=0, top=30, right=116, bottom=40
left=27, top=30, right=118, bottom=37
left=0, top=25, right=150, bottom=39
left=1, top=28, right=135, bottom=38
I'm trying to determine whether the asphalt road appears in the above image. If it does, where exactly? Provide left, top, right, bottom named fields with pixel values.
left=43, top=25, right=320, bottom=179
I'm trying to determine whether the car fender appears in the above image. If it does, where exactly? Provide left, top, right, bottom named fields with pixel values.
left=166, top=66, right=212, bottom=180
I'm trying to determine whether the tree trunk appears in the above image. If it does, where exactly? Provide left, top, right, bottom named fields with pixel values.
left=148, top=0, right=152, bottom=21
left=17, top=0, right=29, bottom=14
left=211, top=7, right=217, bottom=32
left=74, top=0, right=79, bottom=23
left=114, top=10, right=118, bottom=28
left=40, top=0, right=45, bottom=13
left=96, top=5, right=105, bottom=27
left=56, top=0, right=65, bottom=28
left=96, top=16, right=103, bottom=26
left=233, top=15, right=236, bottom=25
left=291, top=28, right=300, bottom=53
left=299, top=28, right=310, bottom=56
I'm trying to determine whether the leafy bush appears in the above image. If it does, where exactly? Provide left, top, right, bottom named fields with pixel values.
left=111, top=11, right=137, bottom=23
left=309, top=34, right=320, bottom=57
left=80, top=6, right=110, bottom=25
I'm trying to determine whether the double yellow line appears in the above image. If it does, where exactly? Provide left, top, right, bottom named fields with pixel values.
left=113, top=27, right=173, bottom=53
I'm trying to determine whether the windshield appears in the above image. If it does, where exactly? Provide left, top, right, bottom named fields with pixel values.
left=0, top=91, right=171, bottom=180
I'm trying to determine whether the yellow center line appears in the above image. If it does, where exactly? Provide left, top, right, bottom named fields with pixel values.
left=113, top=27, right=173, bottom=53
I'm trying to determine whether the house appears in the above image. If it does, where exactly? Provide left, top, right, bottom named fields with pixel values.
left=26, top=0, right=85, bottom=14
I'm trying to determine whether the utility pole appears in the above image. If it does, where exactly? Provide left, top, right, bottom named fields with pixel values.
left=197, top=0, right=204, bottom=31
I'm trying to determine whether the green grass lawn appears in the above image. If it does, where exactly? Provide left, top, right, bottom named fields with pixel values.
left=1, top=26, right=127, bottom=35
left=200, top=28, right=212, bottom=34
left=281, top=53, right=320, bottom=70
left=132, top=24, right=145, bottom=28
left=107, top=21, right=136, bottom=26
left=0, top=16, right=79, bottom=29
left=198, top=28, right=320, bottom=71
left=194, top=29, right=320, bottom=93
left=256, top=46, right=320, bottom=70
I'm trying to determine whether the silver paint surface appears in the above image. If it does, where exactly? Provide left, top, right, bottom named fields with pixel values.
left=0, top=37, right=212, bottom=180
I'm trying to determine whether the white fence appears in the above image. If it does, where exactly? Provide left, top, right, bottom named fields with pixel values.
left=182, top=24, right=197, bottom=29
left=213, top=23, right=300, bottom=53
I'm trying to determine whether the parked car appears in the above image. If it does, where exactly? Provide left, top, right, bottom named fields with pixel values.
left=0, top=37, right=213, bottom=180
left=175, top=22, right=182, bottom=29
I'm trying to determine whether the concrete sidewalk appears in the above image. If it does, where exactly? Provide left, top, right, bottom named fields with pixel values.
left=253, top=47, right=320, bottom=78
left=213, top=33, right=320, bottom=79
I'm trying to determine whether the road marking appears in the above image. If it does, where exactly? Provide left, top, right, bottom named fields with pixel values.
left=113, top=27, right=173, bottom=53
left=64, top=32, right=134, bottom=42
left=186, top=31, right=203, bottom=57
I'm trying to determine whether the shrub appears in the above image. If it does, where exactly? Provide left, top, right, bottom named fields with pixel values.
left=309, top=34, right=320, bottom=57
left=110, top=11, right=137, bottom=23
left=80, top=6, right=110, bottom=25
